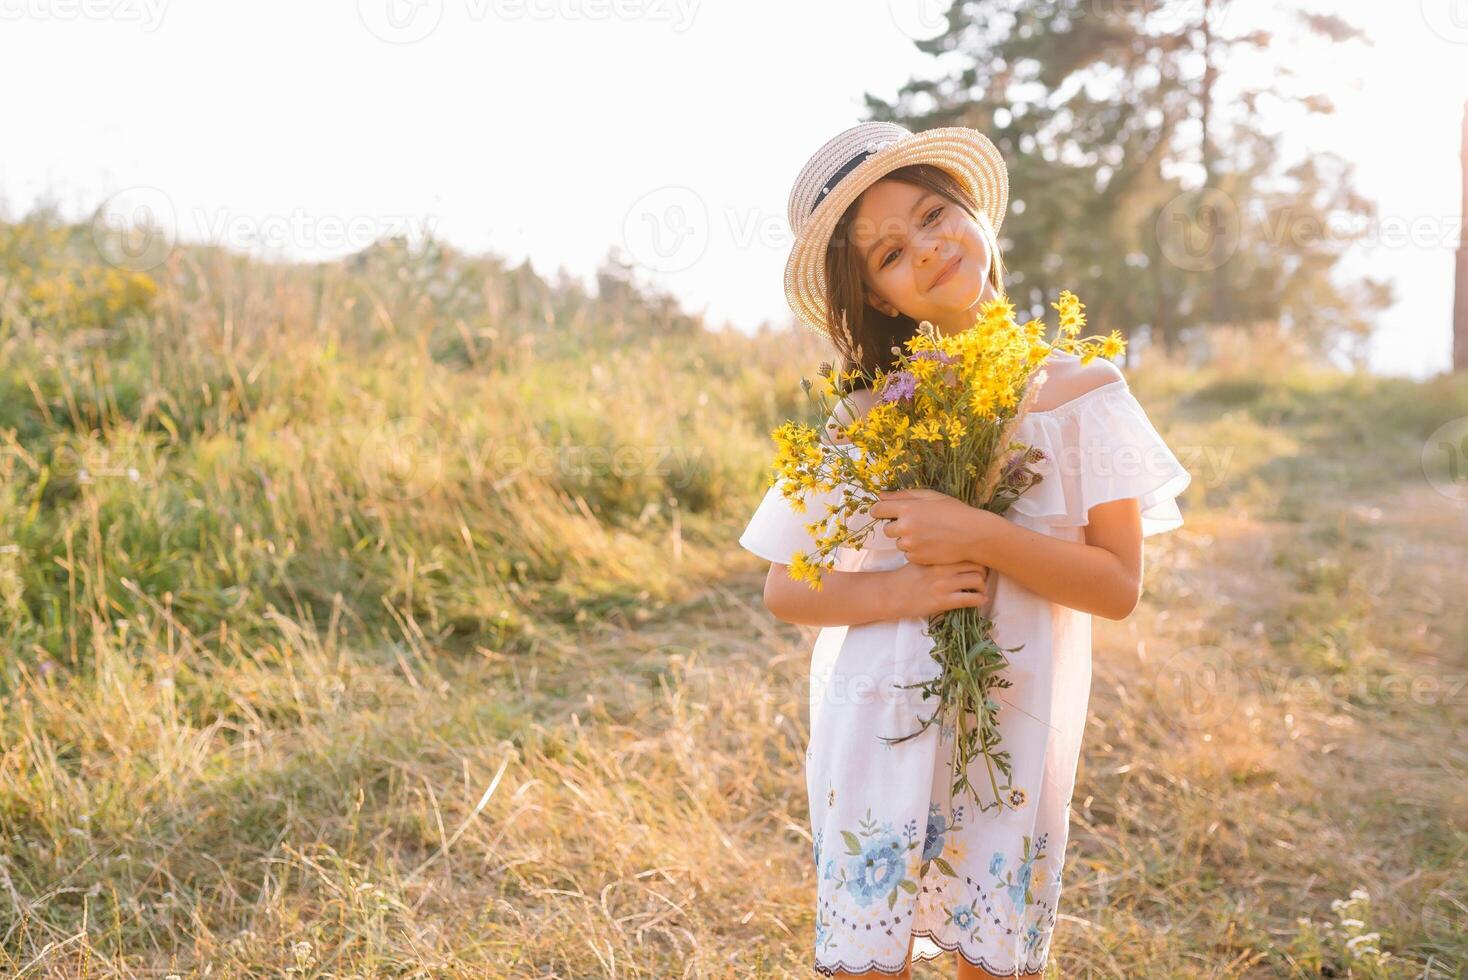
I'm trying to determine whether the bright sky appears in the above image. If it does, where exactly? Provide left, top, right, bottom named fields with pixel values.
left=1, top=0, right=1463, bottom=378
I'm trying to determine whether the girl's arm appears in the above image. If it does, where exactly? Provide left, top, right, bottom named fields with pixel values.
left=762, top=559, right=992, bottom=627
left=867, top=489, right=1143, bottom=620
left=967, top=499, right=1142, bottom=620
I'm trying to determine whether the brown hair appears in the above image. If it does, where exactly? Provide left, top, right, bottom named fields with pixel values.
left=821, top=164, right=1006, bottom=390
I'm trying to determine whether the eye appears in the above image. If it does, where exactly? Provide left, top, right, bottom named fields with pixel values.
left=878, top=207, right=945, bottom=270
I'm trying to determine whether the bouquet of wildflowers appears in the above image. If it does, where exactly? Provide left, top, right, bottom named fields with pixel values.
left=767, top=291, right=1124, bottom=813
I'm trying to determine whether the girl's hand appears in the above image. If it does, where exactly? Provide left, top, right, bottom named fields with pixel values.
left=868, top=488, right=1003, bottom=565
left=888, top=560, right=990, bottom=619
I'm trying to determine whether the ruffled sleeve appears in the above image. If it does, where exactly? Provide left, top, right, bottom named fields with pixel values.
left=738, top=477, right=845, bottom=564
left=1010, top=382, right=1192, bottom=537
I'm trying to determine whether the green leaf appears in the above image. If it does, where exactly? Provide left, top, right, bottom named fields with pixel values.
left=899, top=879, right=917, bottom=894
left=842, top=831, right=861, bottom=855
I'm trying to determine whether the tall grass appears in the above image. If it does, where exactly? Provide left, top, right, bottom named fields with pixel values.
left=1, top=211, right=1464, bottom=976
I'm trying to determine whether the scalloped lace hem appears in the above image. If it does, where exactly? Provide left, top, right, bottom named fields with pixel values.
left=813, top=929, right=1048, bottom=977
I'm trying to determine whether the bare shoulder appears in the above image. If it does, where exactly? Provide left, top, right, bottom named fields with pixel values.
left=1031, top=350, right=1126, bottom=412
left=821, top=386, right=879, bottom=446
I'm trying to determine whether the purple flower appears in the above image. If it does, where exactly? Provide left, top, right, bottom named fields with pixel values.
left=878, top=371, right=917, bottom=403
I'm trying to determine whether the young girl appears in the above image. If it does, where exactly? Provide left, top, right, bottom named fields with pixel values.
left=739, top=122, right=1192, bottom=978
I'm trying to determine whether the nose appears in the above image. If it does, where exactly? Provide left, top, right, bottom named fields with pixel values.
left=916, top=235, right=942, bottom=267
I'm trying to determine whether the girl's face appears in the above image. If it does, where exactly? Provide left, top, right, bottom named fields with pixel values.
left=847, top=178, right=999, bottom=335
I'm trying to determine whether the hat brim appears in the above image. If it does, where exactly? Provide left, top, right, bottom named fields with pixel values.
left=783, top=127, right=1009, bottom=340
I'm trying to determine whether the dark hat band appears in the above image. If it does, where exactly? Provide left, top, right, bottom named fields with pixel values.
left=809, top=148, right=877, bottom=217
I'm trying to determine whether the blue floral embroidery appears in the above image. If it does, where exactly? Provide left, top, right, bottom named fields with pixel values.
left=991, top=834, right=1049, bottom=912
left=812, top=803, right=1064, bottom=974
left=1023, top=919, right=1044, bottom=957
left=847, top=834, right=905, bottom=906
left=911, top=801, right=963, bottom=878
left=922, top=809, right=946, bottom=861
left=814, top=907, right=835, bottom=952
left=830, top=806, right=921, bottom=911
left=1008, top=862, right=1032, bottom=907
left=951, top=902, right=976, bottom=931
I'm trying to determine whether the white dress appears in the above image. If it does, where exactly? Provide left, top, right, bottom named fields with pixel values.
left=738, top=376, right=1192, bottom=976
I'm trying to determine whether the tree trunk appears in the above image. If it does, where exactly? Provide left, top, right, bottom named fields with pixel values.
left=1454, top=99, right=1468, bottom=372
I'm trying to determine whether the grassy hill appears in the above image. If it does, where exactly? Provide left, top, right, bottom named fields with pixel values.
left=1, top=214, right=1464, bottom=977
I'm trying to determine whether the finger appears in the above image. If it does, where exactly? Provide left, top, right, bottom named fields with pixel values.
left=876, top=489, right=915, bottom=502
left=944, top=560, right=989, bottom=574
left=952, top=571, right=988, bottom=587
left=952, top=580, right=988, bottom=598
left=949, top=591, right=988, bottom=608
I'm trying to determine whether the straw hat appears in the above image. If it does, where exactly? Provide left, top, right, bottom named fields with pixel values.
left=783, top=121, right=1009, bottom=339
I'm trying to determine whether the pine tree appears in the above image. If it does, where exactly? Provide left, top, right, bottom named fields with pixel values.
left=863, top=0, right=1392, bottom=363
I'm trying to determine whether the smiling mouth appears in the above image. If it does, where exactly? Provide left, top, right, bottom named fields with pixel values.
left=930, top=255, right=961, bottom=289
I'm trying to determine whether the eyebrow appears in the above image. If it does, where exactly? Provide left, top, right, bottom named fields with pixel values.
left=861, top=191, right=939, bottom=270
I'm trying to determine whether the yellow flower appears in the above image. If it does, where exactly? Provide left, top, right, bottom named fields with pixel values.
left=789, top=552, right=824, bottom=590
left=981, top=294, right=1016, bottom=322
left=912, top=419, right=943, bottom=442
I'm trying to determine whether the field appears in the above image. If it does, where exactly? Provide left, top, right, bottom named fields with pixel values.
left=1, top=220, right=1465, bottom=977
